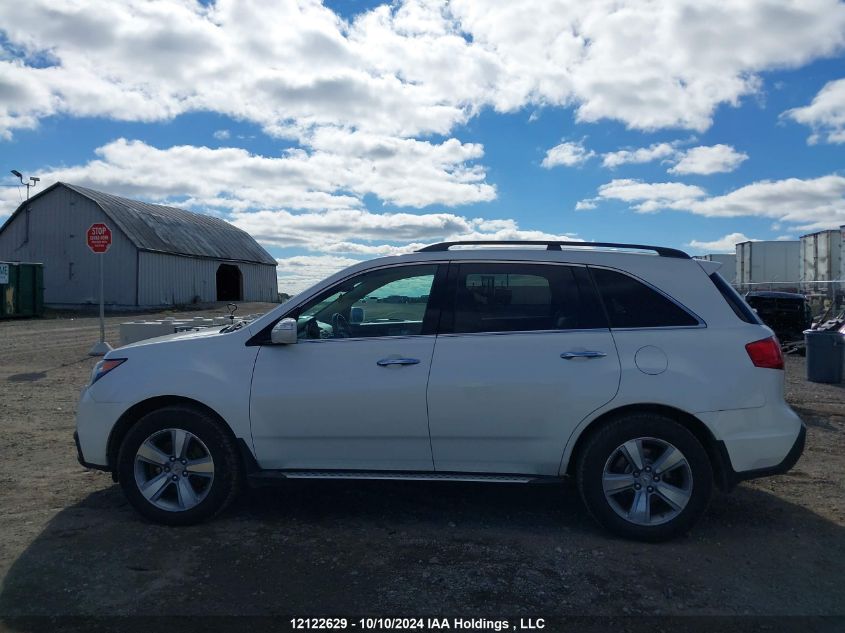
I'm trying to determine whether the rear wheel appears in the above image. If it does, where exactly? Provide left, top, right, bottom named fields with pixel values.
left=117, top=405, right=241, bottom=525
left=576, top=413, right=713, bottom=541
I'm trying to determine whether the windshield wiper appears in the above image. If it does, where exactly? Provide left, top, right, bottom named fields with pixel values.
left=220, top=321, right=244, bottom=333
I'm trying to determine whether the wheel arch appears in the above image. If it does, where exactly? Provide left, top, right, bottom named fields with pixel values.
left=106, top=395, right=242, bottom=480
left=564, top=403, right=732, bottom=491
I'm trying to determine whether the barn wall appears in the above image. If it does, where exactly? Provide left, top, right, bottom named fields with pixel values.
left=138, top=252, right=277, bottom=305
left=0, top=187, right=137, bottom=305
left=245, top=262, right=279, bottom=302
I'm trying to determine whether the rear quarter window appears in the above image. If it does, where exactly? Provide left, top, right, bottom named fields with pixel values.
left=708, top=272, right=762, bottom=324
left=590, top=267, right=700, bottom=328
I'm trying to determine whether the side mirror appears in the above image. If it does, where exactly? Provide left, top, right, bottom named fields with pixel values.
left=270, top=318, right=298, bottom=345
left=350, top=306, right=365, bottom=324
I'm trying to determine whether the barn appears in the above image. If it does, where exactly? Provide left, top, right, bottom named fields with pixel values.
left=0, top=182, right=277, bottom=308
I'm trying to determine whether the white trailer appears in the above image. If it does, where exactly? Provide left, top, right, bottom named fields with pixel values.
left=735, top=241, right=800, bottom=292
left=800, top=230, right=842, bottom=282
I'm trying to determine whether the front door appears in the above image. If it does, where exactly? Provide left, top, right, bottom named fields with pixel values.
left=250, top=263, right=443, bottom=471
left=426, top=262, right=621, bottom=475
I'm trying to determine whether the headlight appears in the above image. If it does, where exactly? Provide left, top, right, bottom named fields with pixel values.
left=91, top=358, right=127, bottom=384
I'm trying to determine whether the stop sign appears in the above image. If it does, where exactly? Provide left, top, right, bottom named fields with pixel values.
left=87, top=223, right=112, bottom=253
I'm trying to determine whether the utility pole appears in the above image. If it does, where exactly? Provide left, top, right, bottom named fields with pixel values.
left=10, top=171, right=39, bottom=244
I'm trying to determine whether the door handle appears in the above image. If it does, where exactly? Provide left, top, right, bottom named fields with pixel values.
left=560, top=351, right=607, bottom=359
left=377, top=358, right=421, bottom=366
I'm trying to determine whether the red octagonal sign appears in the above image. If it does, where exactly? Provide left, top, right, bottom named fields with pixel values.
left=87, top=223, right=112, bottom=253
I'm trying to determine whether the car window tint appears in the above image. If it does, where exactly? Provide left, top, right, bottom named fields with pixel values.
left=296, top=265, right=437, bottom=339
left=590, top=267, right=699, bottom=328
left=709, top=272, right=761, bottom=324
left=452, top=263, right=605, bottom=333
left=350, top=277, right=431, bottom=324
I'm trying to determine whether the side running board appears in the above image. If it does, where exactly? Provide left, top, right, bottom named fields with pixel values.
left=247, top=471, right=558, bottom=485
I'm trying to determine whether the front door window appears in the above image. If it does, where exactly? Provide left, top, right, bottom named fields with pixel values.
left=295, top=265, right=437, bottom=340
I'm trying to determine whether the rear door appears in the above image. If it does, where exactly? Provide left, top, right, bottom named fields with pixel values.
left=426, top=262, right=621, bottom=475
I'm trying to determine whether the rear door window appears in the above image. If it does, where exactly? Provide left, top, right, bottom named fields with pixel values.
left=449, top=263, right=606, bottom=334
left=590, top=267, right=699, bottom=328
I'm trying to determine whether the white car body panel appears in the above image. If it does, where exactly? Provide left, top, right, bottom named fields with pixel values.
left=75, top=246, right=804, bottom=484
left=80, top=326, right=258, bottom=465
left=427, top=330, right=620, bottom=475
left=251, top=336, right=436, bottom=470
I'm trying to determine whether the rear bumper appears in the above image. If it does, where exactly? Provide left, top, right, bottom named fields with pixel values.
left=717, top=423, right=806, bottom=489
left=697, top=401, right=804, bottom=472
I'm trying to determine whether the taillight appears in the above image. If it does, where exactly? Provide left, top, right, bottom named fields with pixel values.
left=745, top=337, right=784, bottom=370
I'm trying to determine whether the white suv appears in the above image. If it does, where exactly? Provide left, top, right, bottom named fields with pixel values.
left=75, top=241, right=805, bottom=541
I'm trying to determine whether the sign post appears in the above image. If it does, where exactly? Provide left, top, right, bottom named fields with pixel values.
left=87, top=223, right=113, bottom=356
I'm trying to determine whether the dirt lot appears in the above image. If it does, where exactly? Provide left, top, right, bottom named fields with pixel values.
left=0, top=307, right=844, bottom=627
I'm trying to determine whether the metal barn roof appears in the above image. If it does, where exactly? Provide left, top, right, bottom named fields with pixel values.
left=2, top=182, right=276, bottom=266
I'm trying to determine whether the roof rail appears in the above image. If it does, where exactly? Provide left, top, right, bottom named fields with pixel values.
left=416, top=240, right=690, bottom=259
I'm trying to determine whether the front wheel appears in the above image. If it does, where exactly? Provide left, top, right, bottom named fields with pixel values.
left=576, top=413, right=713, bottom=542
left=117, top=405, right=242, bottom=525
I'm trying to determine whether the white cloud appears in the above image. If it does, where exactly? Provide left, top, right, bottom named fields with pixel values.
left=0, top=137, right=573, bottom=282
left=2, top=0, right=845, bottom=140
left=601, top=142, right=677, bottom=168
left=574, top=200, right=597, bottom=211
left=687, top=232, right=757, bottom=253
left=276, top=255, right=363, bottom=293
left=669, top=144, right=748, bottom=175
left=541, top=139, right=595, bottom=168
left=0, top=135, right=494, bottom=214
left=3, top=0, right=845, bottom=286
left=600, top=142, right=747, bottom=175
left=213, top=129, right=231, bottom=140
left=783, top=77, right=845, bottom=144
left=686, top=176, right=845, bottom=230
left=231, top=208, right=578, bottom=254
left=582, top=174, right=845, bottom=230
left=591, top=179, right=706, bottom=213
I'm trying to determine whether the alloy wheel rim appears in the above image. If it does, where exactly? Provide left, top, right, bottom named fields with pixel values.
left=133, top=428, right=215, bottom=512
left=602, top=436, right=693, bottom=527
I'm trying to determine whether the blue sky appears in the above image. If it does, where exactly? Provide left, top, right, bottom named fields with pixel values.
left=1, top=1, right=844, bottom=292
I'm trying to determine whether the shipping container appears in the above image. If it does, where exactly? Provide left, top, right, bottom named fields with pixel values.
left=735, top=241, right=800, bottom=292
left=694, top=254, right=736, bottom=283
left=841, top=225, right=845, bottom=284
left=0, top=261, right=44, bottom=318
left=800, top=230, right=842, bottom=282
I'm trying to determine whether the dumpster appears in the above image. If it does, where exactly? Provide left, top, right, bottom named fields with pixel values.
left=804, top=329, right=844, bottom=383
left=0, top=261, right=44, bottom=318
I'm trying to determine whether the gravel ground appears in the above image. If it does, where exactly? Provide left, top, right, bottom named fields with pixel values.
left=0, top=308, right=843, bottom=627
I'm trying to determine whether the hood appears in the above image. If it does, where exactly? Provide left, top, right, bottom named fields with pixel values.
left=111, top=325, right=226, bottom=353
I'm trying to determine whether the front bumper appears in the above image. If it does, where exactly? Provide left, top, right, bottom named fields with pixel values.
left=75, top=386, right=126, bottom=470
left=74, top=430, right=109, bottom=471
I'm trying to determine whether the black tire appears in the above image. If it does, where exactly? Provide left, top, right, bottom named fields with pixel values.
left=576, top=413, right=713, bottom=542
left=117, top=405, right=242, bottom=526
